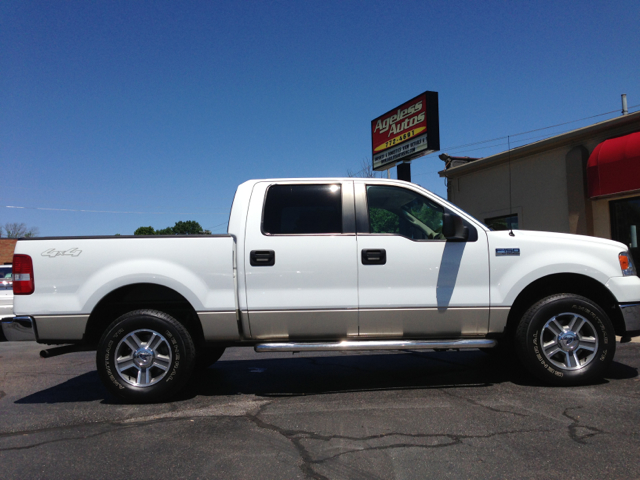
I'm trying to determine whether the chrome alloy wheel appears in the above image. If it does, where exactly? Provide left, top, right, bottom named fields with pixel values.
left=540, top=313, right=599, bottom=371
left=114, top=329, right=173, bottom=387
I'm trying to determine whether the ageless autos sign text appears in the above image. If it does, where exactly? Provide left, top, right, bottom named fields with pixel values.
left=371, top=91, right=440, bottom=171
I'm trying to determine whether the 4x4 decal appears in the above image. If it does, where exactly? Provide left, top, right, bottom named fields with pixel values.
left=41, top=248, right=82, bottom=258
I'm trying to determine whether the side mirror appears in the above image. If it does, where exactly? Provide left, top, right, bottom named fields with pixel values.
left=442, top=213, right=469, bottom=241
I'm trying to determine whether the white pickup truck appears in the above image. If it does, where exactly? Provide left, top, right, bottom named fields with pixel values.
left=4, top=178, right=640, bottom=402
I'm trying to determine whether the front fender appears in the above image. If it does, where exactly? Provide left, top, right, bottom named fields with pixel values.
left=488, top=231, right=622, bottom=306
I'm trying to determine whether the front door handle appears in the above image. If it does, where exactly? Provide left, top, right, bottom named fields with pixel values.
left=250, top=250, right=275, bottom=266
left=361, top=249, right=386, bottom=265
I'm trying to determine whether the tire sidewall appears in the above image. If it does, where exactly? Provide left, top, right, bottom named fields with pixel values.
left=97, top=310, right=194, bottom=402
left=516, top=295, right=615, bottom=385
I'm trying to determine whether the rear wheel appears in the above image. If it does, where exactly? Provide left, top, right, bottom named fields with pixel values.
left=515, top=294, right=615, bottom=385
left=97, top=309, right=196, bottom=403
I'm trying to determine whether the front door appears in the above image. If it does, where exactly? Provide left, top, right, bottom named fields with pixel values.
left=244, top=181, right=359, bottom=340
left=355, top=182, right=490, bottom=338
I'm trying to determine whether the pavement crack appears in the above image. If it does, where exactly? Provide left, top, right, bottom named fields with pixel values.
left=299, top=428, right=553, bottom=463
left=244, top=403, right=553, bottom=478
left=0, top=426, right=129, bottom=452
left=307, top=434, right=461, bottom=463
left=0, top=411, right=254, bottom=452
left=563, top=406, right=605, bottom=444
left=439, top=388, right=528, bottom=417
left=245, top=403, right=329, bottom=480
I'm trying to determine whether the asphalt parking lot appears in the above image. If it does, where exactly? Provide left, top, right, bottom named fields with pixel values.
left=1, top=341, right=639, bottom=479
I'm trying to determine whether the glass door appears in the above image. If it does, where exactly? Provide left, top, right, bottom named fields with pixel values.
left=610, top=196, right=640, bottom=274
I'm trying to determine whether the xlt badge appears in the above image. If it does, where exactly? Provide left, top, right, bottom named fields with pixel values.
left=496, top=248, right=520, bottom=256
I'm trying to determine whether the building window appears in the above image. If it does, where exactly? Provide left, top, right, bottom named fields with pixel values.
left=263, top=184, right=342, bottom=235
left=610, top=196, right=640, bottom=271
left=485, top=214, right=518, bottom=231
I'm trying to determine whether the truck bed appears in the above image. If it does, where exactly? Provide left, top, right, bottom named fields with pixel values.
left=13, top=235, right=238, bottom=343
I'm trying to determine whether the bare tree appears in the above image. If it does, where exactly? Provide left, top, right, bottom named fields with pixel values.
left=2, top=222, right=39, bottom=238
left=347, top=158, right=384, bottom=178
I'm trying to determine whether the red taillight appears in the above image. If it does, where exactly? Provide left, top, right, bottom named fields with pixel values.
left=12, top=254, right=34, bottom=295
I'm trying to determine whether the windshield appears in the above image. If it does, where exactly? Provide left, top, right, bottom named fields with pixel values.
left=415, top=185, right=490, bottom=231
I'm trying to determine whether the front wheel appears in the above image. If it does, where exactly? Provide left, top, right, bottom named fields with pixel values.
left=97, top=309, right=196, bottom=403
left=515, top=294, right=615, bottom=385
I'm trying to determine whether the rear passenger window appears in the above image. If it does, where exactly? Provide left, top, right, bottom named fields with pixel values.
left=263, top=184, right=342, bottom=234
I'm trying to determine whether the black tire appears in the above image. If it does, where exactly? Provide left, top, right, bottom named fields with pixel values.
left=97, top=309, right=196, bottom=403
left=194, top=346, right=226, bottom=370
left=515, top=294, right=615, bottom=385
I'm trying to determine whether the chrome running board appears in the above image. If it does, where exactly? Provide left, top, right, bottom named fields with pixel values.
left=254, top=338, right=497, bottom=353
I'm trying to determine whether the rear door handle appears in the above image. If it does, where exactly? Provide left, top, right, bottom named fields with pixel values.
left=250, top=250, right=275, bottom=266
left=361, top=249, right=386, bottom=265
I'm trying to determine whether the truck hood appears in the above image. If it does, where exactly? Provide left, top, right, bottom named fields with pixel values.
left=485, top=229, right=627, bottom=252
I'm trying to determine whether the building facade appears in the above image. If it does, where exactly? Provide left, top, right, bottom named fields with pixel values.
left=0, top=239, right=17, bottom=265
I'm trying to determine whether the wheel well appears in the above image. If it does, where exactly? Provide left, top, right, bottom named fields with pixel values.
left=505, top=273, right=625, bottom=338
left=83, top=283, right=205, bottom=347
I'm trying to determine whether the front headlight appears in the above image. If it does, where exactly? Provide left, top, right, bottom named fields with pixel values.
left=619, top=252, right=636, bottom=276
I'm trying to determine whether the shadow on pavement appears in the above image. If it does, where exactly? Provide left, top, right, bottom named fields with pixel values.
left=15, top=371, right=109, bottom=404
left=183, top=350, right=528, bottom=400
left=14, top=348, right=638, bottom=405
left=182, top=349, right=636, bottom=399
left=604, top=358, right=639, bottom=380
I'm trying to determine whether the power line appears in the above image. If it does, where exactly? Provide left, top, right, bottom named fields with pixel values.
left=208, top=220, right=230, bottom=232
left=438, top=105, right=639, bottom=156
left=410, top=106, right=640, bottom=178
left=4, top=205, right=228, bottom=215
left=441, top=112, right=639, bottom=156
left=351, top=104, right=640, bottom=177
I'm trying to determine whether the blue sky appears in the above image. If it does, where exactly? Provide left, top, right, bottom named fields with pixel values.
left=2, top=0, right=639, bottom=236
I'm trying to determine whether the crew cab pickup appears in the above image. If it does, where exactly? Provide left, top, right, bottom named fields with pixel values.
left=4, top=178, right=640, bottom=402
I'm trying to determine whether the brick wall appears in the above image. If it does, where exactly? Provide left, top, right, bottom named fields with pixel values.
left=0, top=239, right=18, bottom=264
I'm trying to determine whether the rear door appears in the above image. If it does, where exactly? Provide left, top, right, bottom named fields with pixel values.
left=243, top=181, right=358, bottom=340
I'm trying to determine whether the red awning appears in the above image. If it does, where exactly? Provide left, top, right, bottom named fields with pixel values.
left=587, top=131, right=640, bottom=198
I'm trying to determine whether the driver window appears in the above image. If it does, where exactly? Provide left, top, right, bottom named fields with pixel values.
left=366, top=185, right=444, bottom=240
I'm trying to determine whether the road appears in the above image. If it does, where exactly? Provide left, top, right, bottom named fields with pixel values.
left=1, top=341, right=639, bottom=479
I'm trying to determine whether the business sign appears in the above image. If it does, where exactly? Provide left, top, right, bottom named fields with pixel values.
left=371, top=91, right=440, bottom=171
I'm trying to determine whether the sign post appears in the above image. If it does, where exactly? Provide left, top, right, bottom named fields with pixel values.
left=371, top=91, right=440, bottom=180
